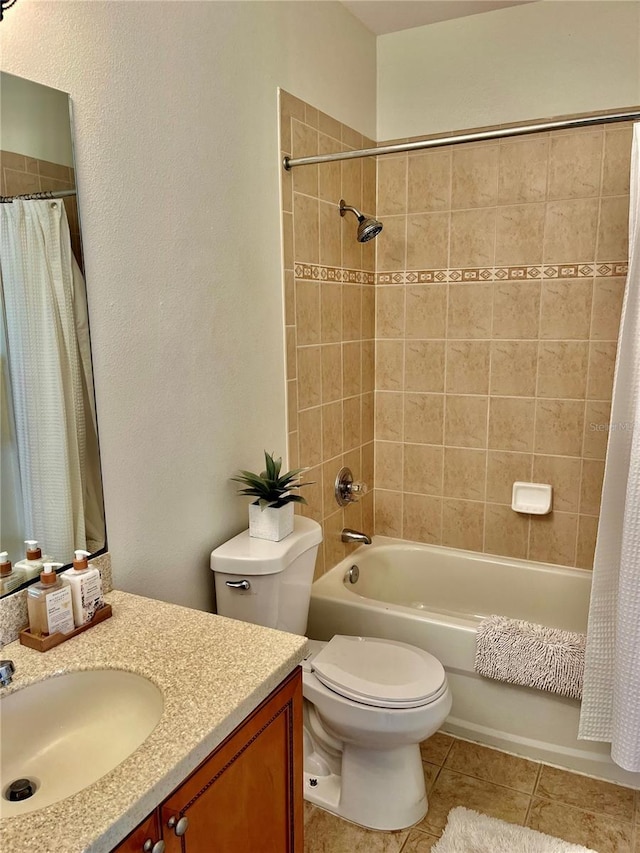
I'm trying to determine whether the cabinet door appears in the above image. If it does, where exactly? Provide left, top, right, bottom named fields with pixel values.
left=111, top=812, right=163, bottom=853
left=161, top=667, right=303, bottom=853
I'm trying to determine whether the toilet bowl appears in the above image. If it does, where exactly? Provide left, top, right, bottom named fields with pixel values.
left=210, top=518, right=451, bottom=830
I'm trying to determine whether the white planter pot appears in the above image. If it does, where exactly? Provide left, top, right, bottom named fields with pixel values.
left=248, top=502, right=294, bottom=542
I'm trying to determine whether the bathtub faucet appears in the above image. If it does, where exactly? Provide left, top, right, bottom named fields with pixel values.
left=341, top=528, right=372, bottom=545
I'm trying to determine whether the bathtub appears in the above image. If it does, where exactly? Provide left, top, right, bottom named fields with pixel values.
left=307, top=536, right=640, bottom=789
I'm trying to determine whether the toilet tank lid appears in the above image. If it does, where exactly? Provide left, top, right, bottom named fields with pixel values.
left=210, top=516, right=322, bottom=576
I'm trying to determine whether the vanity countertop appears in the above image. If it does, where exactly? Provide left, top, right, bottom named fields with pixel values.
left=0, top=589, right=308, bottom=853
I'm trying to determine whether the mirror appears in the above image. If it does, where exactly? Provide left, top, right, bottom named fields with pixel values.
left=0, top=72, right=106, bottom=596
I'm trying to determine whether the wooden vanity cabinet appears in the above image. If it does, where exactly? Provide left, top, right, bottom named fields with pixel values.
left=112, top=667, right=303, bottom=853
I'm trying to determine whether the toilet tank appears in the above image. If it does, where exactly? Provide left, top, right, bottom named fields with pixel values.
left=210, top=517, right=322, bottom=635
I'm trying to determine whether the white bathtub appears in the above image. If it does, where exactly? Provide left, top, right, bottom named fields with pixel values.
left=307, top=536, right=640, bottom=788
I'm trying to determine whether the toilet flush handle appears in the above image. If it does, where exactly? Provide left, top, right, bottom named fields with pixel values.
left=225, top=579, right=251, bottom=590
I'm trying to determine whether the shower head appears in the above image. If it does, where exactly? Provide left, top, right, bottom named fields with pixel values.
left=339, top=199, right=383, bottom=243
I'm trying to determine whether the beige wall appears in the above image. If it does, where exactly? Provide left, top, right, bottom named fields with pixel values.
left=280, top=91, right=376, bottom=575
left=377, top=2, right=640, bottom=140
left=373, top=122, right=630, bottom=568
left=1, top=1, right=376, bottom=610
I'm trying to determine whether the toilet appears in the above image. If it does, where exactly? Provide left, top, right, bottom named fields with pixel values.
left=211, top=517, right=452, bottom=831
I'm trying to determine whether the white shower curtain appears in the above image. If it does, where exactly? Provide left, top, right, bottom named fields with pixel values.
left=0, top=199, right=104, bottom=565
left=579, top=124, right=640, bottom=772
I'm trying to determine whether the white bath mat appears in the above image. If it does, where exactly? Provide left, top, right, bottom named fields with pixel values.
left=432, top=807, right=597, bottom=853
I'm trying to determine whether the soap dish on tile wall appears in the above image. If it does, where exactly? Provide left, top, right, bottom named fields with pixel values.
left=511, top=482, right=553, bottom=515
left=19, top=604, right=112, bottom=652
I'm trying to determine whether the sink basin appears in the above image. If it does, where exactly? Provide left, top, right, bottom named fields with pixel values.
left=0, top=670, right=164, bottom=817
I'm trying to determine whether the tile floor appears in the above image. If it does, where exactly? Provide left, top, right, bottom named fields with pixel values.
left=304, top=733, right=640, bottom=853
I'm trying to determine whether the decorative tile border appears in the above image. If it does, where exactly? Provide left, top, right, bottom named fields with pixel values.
left=294, top=263, right=375, bottom=283
left=375, top=262, right=628, bottom=284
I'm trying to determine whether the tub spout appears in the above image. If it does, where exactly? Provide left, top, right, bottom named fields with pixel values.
left=341, top=528, right=372, bottom=545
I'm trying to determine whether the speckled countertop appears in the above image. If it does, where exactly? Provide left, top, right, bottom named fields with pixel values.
left=0, top=589, right=308, bottom=853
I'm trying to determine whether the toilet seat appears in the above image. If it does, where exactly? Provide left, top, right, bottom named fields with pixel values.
left=310, top=635, right=446, bottom=709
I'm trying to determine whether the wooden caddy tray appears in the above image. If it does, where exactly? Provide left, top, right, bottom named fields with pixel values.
left=19, top=603, right=113, bottom=652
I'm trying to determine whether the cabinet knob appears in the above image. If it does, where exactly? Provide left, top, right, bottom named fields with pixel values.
left=167, top=815, right=189, bottom=837
left=142, top=840, right=165, bottom=853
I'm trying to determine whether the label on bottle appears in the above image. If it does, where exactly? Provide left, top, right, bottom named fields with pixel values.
left=80, top=572, right=104, bottom=623
left=45, top=587, right=75, bottom=635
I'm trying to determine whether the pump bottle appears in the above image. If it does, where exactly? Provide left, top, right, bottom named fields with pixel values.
left=62, top=550, right=105, bottom=627
left=27, top=563, right=74, bottom=637
left=14, top=540, right=53, bottom=582
left=0, top=552, right=22, bottom=595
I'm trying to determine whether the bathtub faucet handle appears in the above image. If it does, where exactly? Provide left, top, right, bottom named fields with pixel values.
left=335, top=466, right=368, bottom=507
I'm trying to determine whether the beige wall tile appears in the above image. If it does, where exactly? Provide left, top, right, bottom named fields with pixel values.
left=583, top=401, right=612, bottom=459
left=297, top=346, right=322, bottom=409
left=376, top=286, right=405, bottom=338
left=321, top=344, right=342, bottom=403
left=492, top=281, right=541, bottom=339
left=533, top=455, right=582, bottom=513
left=281, top=155, right=292, bottom=213
left=293, top=193, right=319, bottom=263
left=404, top=443, right=444, bottom=495
left=362, top=440, right=375, bottom=486
left=318, top=110, right=341, bottom=141
left=298, top=406, right=322, bottom=468
left=447, top=283, right=493, bottom=338
left=591, top=278, right=625, bottom=341
left=320, top=282, right=342, bottom=344
left=446, top=341, right=490, bottom=394
left=451, top=145, right=499, bottom=209
left=443, top=447, right=486, bottom=500
left=318, top=133, right=341, bottom=203
left=407, top=213, right=450, bottom=270
left=322, top=457, right=343, bottom=517
left=362, top=392, right=375, bottom=443
left=490, top=341, right=538, bottom=397
left=408, top=149, right=452, bottom=212
left=291, top=120, right=318, bottom=197
left=537, top=341, right=589, bottom=399
left=543, top=198, right=599, bottom=263
left=442, top=499, right=484, bottom=551
left=362, top=157, right=377, bottom=217
left=597, top=196, right=629, bottom=261
left=576, top=515, right=598, bottom=569
left=343, top=341, right=362, bottom=397
left=378, top=155, right=407, bottom=215
left=376, top=340, right=404, bottom=391
left=300, top=464, right=323, bottom=522
left=486, top=451, right=532, bottom=504
left=295, top=280, right=321, bottom=345
left=404, top=394, right=444, bottom=445
left=319, top=200, right=342, bottom=267
left=529, top=512, right=578, bottom=566
left=588, top=342, right=617, bottom=400
left=406, top=285, right=447, bottom=339
left=485, top=503, right=529, bottom=559
left=489, top=397, right=536, bottom=452
left=548, top=132, right=603, bottom=200
left=405, top=341, right=446, bottom=392
left=287, top=380, right=298, bottom=432
left=284, top=270, right=295, bottom=325
left=376, top=392, right=403, bottom=441
left=288, top=431, right=299, bottom=470
left=450, top=208, right=496, bottom=268
left=4, top=168, right=40, bottom=196
left=362, top=340, right=375, bottom=392
left=341, top=157, right=362, bottom=211
left=285, top=326, right=296, bottom=379
left=343, top=395, right=362, bottom=452
left=403, top=494, right=442, bottom=544
left=581, top=458, right=605, bottom=516
left=498, top=137, right=549, bottom=204
left=362, top=285, right=375, bottom=339
left=495, top=204, right=545, bottom=266
left=540, top=279, right=593, bottom=340
left=341, top=214, right=362, bottom=270
left=374, top=490, right=403, bottom=537
left=376, top=215, right=406, bottom=271
left=343, top=284, right=362, bottom=341
left=445, top=395, right=488, bottom=448
left=535, top=399, right=585, bottom=457
left=323, top=509, right=346, bottom=570
left=282, top=212, right=293, bottom=269
left=602, top=129, right=632, bottom=196
left=322, top=401, right=343, bottom=460
left=376, top=441, right=403, bottom=491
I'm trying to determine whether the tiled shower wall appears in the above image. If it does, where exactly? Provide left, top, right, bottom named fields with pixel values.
left=281, top=94, right=631, bottom=574
left=373, top=123, right=631, bottom=568
left=280, top=91, right=376, bottom=575
left=1, top=149, right=83, bottom=269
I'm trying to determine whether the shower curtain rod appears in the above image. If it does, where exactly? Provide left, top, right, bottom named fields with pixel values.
left=0, top=189, right=76, bottom=203
left=283, top=109, right=640, bottom=170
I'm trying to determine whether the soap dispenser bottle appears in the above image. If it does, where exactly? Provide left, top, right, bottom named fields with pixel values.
left=0, top=552, right=22, bottom=595
left=27, top=563, right=74, bottom=637
left=15, top=540, right=53, bottom=581
left=62, top=550, right=105, bottom=627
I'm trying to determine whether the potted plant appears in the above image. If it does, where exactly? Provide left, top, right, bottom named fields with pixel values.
left=232, top=451, right=312, bottom=541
